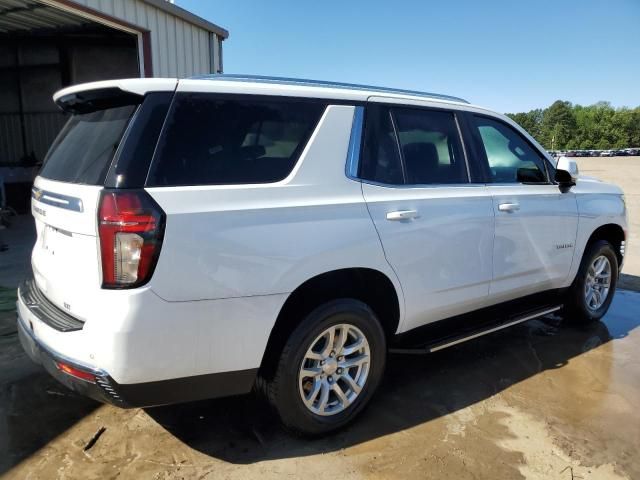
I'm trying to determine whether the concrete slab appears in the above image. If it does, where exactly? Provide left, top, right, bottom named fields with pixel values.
left=1, top=289, right=639, bottom=479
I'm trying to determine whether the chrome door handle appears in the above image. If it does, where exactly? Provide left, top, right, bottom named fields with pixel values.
left=498, top=202, right=520, bottom=213
left=386, top=210, right=419, bottom=221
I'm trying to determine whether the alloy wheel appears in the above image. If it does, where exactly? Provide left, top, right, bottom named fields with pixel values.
left=584, top=255, right=612, bottom=311
left=298, top=323, right=370, bottom=416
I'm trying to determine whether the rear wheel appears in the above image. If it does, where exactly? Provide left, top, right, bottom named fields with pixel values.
left=261, top=299, right=386, bottom=436
left=563, top=240, right=618, bottom=323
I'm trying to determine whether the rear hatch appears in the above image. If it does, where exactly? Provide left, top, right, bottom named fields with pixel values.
left=31, top=96, right=140, bottom=321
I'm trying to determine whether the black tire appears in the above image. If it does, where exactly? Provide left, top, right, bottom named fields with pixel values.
left=260, top=298, right=386, bottom=437
left=563, top=240, right=618, bottom=323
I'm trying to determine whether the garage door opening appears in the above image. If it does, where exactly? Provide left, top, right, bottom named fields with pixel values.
left=0, top=0, right=140, bottom=212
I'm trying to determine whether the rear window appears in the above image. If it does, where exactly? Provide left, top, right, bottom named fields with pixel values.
left=147, top=93, right=326, bottom=186
left=40, top=104, right=137, bottom=185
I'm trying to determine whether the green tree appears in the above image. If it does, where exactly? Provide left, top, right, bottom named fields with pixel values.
left=540, top=101, right=577, bottom=150
left=507, top=109, right=543, bottom=139
left=507, top=101, right=640, bottom=150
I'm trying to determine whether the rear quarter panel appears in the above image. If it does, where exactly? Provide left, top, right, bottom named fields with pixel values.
left=146, top=105, right=403, bottom=314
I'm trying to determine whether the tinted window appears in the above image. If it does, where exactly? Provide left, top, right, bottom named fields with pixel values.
left=105, top=92, right=173, bottom=188
left=40, top=105, right=137, bottom=185
left=359, top=104, right=404, bottom=184
left=393, top=108, right=467, bottom=184
left=148, top=94, right=325, bottom=186
left=474, top=116, right=548, bottom=184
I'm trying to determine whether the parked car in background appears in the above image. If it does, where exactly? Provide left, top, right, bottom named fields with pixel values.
left=17, top=76, right=628, bottom=435
left=601, top=150, right=616, bottom=157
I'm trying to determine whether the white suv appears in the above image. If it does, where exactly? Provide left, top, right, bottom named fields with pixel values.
left=18, top=76, right=627, bottom=436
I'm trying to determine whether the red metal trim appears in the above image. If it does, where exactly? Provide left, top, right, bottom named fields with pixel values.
left=141, top=31, right=153, bottom=77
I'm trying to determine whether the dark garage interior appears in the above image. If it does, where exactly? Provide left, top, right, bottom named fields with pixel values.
left=0, top=0, right=140, bottom=212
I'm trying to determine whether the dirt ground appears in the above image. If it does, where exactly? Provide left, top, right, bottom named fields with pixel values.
left=1, top=157, right=639, bottom=480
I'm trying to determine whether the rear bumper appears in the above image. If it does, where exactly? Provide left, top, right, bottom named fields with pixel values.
left=17, top=315, right=127, bottom=406
left=17, top=286, right=259, bottom=408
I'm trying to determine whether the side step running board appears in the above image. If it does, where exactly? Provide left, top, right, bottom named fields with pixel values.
left=390, top=305, right=562, bottom=355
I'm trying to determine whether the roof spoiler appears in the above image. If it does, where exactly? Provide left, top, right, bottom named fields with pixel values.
left=55, top=87, right=143, bottom=114
left=53, top=78, right=178, bottom=114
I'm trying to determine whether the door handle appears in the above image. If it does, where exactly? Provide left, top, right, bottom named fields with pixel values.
left=386, top=210, right=419, bottom=221
left=498, top=202, right=520, bottom=213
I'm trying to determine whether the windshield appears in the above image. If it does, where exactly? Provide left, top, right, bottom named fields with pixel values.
left=39, top=104, right=137, bottom=185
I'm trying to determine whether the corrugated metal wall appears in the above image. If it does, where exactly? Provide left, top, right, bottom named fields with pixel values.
left=0, top=113, right=67, bottom=164
left=1, top=1, right=223, bottom=167
left=1, top=38, right=136, bottom=165
left=24, top=113, right=68, bottom=160
left=0, top=115, right=23, bottom=165
left=70, top=0, right=220, bottom=77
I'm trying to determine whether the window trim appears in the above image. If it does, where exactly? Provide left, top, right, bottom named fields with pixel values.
left=354, top=102, right=473, bottom=188
left=470, top=113, right=553, bottom=185
left=355, top=102, right=405, bottom=186
left=388, top=108, right=408, bottom=184
left=454, top=114, right=472, bottom=182
left=345, top=106, right=365, bottom=179
left=106, top=91, right=174, bottom=189
left=456, top=111, right=491, bottom=183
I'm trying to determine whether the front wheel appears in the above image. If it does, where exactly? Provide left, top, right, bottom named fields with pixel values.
left=261, top=299, right=386, bottom=436
left=563, top=240, right=618, bottom=323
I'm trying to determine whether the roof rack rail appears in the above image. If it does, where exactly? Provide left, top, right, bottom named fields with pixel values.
left=189, top=74, right=469, bottom=104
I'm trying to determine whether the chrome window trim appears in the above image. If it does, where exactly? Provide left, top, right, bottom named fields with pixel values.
left=359, top=178, right=488, bottom=189
left=388, top=108, right=408, bottom=184
left=345, top=106, right=365, bottom=179
left=454, top=114, right=472, bottom=183
left=488, top=182, right=555, bottom=187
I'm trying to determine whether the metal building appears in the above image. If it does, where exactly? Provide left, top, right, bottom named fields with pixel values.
left=0, top=0, right=228, bottom=211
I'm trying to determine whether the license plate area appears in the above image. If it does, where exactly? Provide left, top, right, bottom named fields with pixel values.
left=41, top=224, right=71, bottom=256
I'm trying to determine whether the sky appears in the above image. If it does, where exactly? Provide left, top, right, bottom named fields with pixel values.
left=177, top=0, right=640, bottom=113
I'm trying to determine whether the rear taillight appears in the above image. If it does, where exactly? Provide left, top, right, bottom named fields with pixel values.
left=98, top=190, right=165, bottom=288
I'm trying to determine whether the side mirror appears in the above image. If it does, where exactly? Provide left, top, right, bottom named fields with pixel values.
left=555, top=156, right=579, bottom=187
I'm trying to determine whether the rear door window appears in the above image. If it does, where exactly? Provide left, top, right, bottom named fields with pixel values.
left=147, top=94, right=326, bottom=186
left=40, top=104, right=137, bottom=185
left=359, top=104, right=405, bottom=185
left=392, top=108, right=468, bottom=184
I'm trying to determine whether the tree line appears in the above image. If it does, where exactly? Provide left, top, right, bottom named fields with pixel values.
left=506, top=101, right=640, bottom=150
